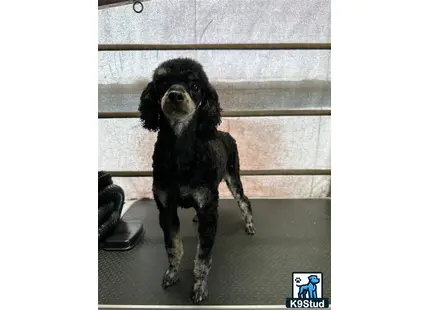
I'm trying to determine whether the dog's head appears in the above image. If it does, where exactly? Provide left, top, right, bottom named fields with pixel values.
left=138, top=58, right=222, bottom=136
left=308, top=275, right=320, bottom=284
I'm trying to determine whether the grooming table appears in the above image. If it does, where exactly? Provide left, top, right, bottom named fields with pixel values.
left=98, top=198, right=331, bottom=309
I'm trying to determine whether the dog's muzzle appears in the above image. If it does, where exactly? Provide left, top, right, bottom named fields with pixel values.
left=161, top=85, right=195, bottom=117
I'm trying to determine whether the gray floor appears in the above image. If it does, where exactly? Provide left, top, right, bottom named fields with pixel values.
left=98, top=198, right=331, bottom=306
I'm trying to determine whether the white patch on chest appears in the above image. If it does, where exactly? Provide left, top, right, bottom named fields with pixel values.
left=171, top=119, right=191, bottom=136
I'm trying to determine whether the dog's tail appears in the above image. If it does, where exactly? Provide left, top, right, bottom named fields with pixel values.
left=223, top=134, right=245, bottom=198
left=222, top=133, right=253, bottom=222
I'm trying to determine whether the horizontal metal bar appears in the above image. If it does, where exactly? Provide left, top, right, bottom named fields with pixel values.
left=107, top=169, right=331, bottom=177
left=98, top=43, right=331, bottom=51
left=99, top=0, right=132, bottom=9
left=99, top=0, right=152, bottom=10
left=98, top=109, right=331, bottom=119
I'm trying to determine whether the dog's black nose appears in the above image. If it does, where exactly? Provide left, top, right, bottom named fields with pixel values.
left=168, top=91, right=184, bottom=102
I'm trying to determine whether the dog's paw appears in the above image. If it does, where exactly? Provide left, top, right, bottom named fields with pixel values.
left=192, top=214, right=199, bottom=223
left=161, top=267, right=179, bottom=289
left=191, top=280, right=208, bottom=304
left=245, top=222, right=256, bottom=235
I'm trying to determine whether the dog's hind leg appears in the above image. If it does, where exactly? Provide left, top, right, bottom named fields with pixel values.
left=154, top=190, right=183, bottom=289
left=191, top=190, right=219, bottom=304
left=298, top=286, right=307, bottom=299
left=225, top=146, right=255, bottom=235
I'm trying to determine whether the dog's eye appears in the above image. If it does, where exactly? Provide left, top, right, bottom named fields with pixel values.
left=156, top=81, right=169, bottom=92
left=191, top=83, right=200, bottom=92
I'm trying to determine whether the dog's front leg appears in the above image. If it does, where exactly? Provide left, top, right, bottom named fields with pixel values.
left=155, top=194, right=183, bottom=289
left=310, top=288, right=317, bottom=298
left=191, top=203, right=218, bottom=303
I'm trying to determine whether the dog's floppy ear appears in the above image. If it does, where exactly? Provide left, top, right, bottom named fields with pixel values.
left=138, top=81, right=160, bottom=131
left=197, top=83, right=222, bottom=136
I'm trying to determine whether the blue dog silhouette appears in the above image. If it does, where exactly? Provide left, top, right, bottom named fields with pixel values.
left=296, top=275, right=320, bottom=298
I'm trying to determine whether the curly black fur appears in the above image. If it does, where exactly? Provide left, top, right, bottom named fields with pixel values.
left=138, top=58, right=255, bottom=304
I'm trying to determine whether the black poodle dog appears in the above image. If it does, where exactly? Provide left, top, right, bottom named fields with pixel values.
left=138, top=58, right=255, bottom=303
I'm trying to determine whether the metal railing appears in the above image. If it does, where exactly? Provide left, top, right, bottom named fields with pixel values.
left=106, top=169, right=330, bottom=177
left=99, top=109, right=330, bottom=119
left=99, top=43, right=331, bottom=51
left=98, top=42, right=331, bottom=177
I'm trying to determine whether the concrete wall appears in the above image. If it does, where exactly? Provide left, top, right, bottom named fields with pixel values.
left=98, top=0, right=331, bottom=199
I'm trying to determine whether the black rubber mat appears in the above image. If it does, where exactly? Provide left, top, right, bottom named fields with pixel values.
left=98, top=199, right=331, bottom=305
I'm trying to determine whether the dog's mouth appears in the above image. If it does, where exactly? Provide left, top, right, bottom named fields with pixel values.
left=163, top=100, right=193, bottom=116
left=166, top=102, right=189, bottom=113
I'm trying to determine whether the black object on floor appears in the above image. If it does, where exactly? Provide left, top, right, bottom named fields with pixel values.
left=98, top=171, right=144, bottom=250
left=98, top=171, right=124, bottom=243
left=98, top=198, right=331, bottom=306
left=102, top=220, right=145, bottom=251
